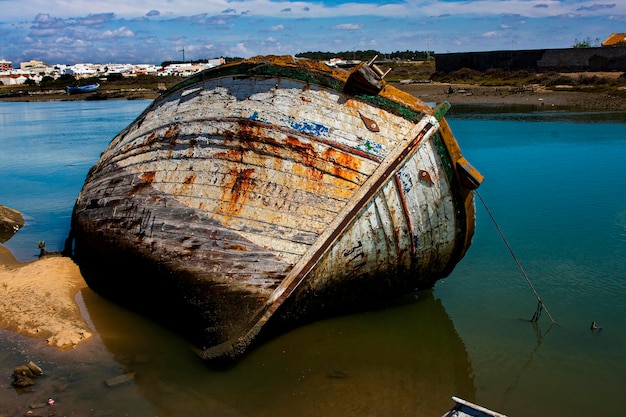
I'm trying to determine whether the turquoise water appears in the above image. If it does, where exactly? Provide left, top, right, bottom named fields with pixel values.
left=0, top=101, right=625, bottom=417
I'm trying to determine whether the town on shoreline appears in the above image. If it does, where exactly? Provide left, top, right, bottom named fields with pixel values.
left=2, top=54, right=625, bottom=111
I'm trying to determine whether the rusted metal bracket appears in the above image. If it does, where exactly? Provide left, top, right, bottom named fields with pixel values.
left=359, top=112, right=380, bottom=132
left=419, top=169, right=434, bottom=184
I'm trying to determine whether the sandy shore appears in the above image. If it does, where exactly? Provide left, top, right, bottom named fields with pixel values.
left=0, top=245, right=92, bottom=348
left=396, top=82, right=626, bottom=111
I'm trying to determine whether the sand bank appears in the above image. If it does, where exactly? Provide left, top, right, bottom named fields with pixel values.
left=0, top=245, right=92, bottom=349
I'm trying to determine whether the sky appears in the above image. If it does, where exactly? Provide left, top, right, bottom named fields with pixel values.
left=0, top=0, right=625, bottom=65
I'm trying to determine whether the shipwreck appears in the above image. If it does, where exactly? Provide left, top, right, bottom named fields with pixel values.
left=70, top=55, right=483, bottom=361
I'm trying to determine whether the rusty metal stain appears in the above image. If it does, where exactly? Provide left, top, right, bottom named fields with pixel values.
left=359, top=112, right=380, bottom=132
left=285, top=136, right=316, bottom=157
left=145, top=131, right=159, bottom=147
left=321, top=147, right=363, bottom=184
left=419, top=169, right=434, bottom=184
left=163, top=123, right=180, bottom=140
left=227, top=244, right=248, bottom=251
left=140, top=171, right=156, bottom=183
left=218, top=168, right=256, bottom=216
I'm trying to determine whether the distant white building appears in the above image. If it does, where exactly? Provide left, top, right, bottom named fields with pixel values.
left=0, top=58, right=225, bottom=85
left=0, top=70, right=30, bottom=86
left=63, top=64, right=99, bottom=78
left=160, top=58, right=225, bottom=77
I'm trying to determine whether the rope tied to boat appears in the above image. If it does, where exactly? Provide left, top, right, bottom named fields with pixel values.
left=530, top=300, right=543, bottom=323
left=475, top=190, right=556, bottom=325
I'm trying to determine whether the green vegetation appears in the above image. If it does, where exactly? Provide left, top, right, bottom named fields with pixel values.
left=429, top=67, right=626, bottom=97
left=572, top=37, right=600, bottom=48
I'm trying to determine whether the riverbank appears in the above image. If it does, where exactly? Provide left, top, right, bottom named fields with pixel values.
left=0, top=88, right=159, bottom=102
left=3, top=81, right=624, bottom=111
left=396, top=82, right=626, bottom=111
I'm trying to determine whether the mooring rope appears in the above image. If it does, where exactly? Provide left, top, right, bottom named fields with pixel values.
left=475, top=190, right=556, bottom=324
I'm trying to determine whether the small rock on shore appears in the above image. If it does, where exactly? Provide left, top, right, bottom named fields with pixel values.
left=0, top=204, right=24, bottom=243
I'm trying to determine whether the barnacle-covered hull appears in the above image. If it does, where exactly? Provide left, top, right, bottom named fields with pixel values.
left=71, top=56, right=482, bottom=361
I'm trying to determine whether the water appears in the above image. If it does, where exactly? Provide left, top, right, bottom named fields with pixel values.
left=0, top=100, right=149, bottom=259
left=1, top=101, right=625, bottom=417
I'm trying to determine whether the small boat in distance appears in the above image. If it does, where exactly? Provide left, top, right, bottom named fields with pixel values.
left=66, top=83, right=100, bottom=94
left=71, top=55, right=483, bottom=362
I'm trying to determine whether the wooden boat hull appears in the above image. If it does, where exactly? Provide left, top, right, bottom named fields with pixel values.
left=70, top=56, right=482, bottom=361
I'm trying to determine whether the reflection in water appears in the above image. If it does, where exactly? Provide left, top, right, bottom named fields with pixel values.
left=36, top=287, right=474, bottom=417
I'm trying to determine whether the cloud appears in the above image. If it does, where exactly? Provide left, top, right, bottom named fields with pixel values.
left=99, top=26, right=135, bottom=39
left=228, top=42, right=250, bottom=57
left=332, top=23, right=363, bottom=30
left=77, top=13, right=116, bottom=27
left=2, top=0, right=626, bottom=65
left=575, top=3, right=616, bottom=12
left=482, top=31, right=499, bottom=38
left=31, top=13, right=67, bottom=29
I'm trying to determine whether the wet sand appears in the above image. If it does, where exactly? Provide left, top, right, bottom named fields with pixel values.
left=0, top=246, right=92, bottom=349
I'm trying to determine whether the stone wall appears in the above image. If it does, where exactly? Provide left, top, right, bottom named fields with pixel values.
left=436, top=46, right=626, bottom=73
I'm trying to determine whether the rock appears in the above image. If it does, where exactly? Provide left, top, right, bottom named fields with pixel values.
left=11, top=362, right=44, bottom=388
left=12, top=365, right=37, bottom=388
left=105, top=372, right=135, bottom=387
left=27, top=361, right=43, bottom=376
left=0, top=204, right=24, bottom=243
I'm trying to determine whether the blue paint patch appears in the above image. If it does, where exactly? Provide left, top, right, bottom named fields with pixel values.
left=357, top=139, right=387, bottom=159
left=288, top=120, right=330, bottom=137
left=248, top=111, right=273, bottom=125
left=398, top=169, right=414, bottom=194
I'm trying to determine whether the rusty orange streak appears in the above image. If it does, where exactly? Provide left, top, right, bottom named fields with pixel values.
left=218, top=168, right=256, bottom=216
left=322, top=148, right=363, bottom=184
